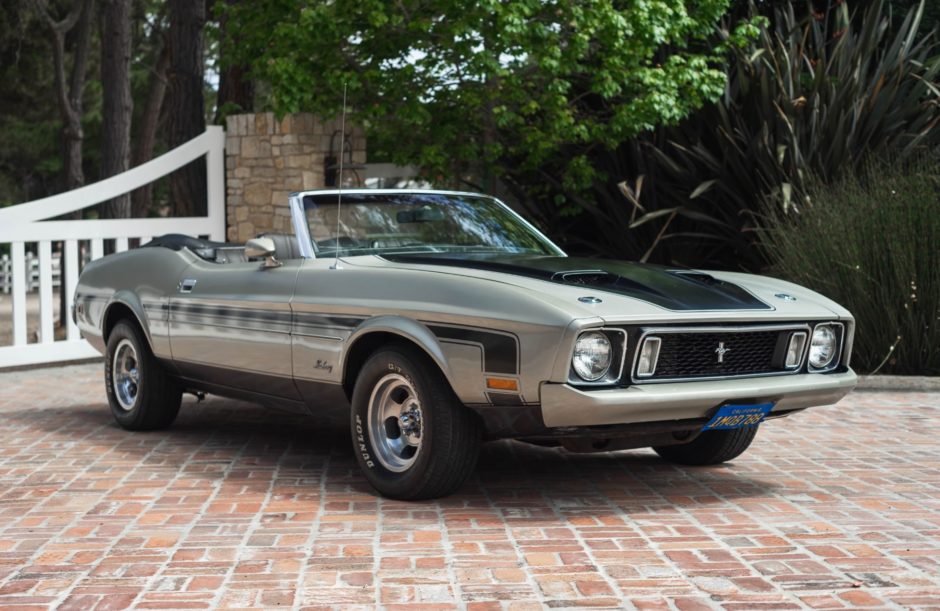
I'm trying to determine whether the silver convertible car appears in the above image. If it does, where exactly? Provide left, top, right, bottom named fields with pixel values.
left=75, top=189, right=857, bottom=499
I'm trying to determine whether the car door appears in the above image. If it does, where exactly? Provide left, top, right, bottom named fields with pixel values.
left=168, top=257, right=303, bottom=400
left=289, top=258, right=366, bottom=411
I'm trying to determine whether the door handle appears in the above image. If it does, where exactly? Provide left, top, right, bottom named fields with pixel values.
left=178, top=278, right=197, bottom=293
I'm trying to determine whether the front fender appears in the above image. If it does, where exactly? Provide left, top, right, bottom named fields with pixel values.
left=343, top=315, right=456, bottom=390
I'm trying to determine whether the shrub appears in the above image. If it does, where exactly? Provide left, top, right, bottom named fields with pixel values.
left=761, top=155, right=940, bottom=375
left=546, top=0, right=940, bottom=269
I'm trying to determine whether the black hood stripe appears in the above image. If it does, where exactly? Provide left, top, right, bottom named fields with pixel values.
left=384, top=253, right=771, bottom=311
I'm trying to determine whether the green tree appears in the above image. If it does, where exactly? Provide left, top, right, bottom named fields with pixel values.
left=224, top=0, right=759, bottom=197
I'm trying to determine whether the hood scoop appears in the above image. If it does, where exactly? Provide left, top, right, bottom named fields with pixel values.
left=551, top=268, right=673, bottom=301
left=551, top=270, right=616, bottom=286
left=670, top=270, right=721, bottom=286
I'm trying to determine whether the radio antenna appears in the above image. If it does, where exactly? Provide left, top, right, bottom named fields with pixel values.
left=330, top=82, right=348, bottom=271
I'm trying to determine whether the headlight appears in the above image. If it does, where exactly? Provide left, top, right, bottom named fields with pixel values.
left=572, top=331, right=612, bottom=381
left=809, top=324, right=839, bottom=370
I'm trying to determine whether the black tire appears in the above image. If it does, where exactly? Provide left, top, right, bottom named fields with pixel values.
left=105, top=320, right=182, bottom=431
left=350, top=344, right=482, bottom=500
left=653, top=426, right=759, bottom=466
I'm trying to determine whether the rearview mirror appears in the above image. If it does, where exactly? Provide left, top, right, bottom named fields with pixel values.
left=396, top=206, right=445, bottom=223
left=245, top=237, right=281, bottom=268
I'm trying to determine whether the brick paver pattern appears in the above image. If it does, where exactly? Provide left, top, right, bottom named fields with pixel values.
left=0, top=364, right=937, bottom=610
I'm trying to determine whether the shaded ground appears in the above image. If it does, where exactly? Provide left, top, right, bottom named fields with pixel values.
left=0, top=363, right=937, bottom=609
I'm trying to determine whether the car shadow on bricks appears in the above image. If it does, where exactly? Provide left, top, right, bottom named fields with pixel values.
left=468, top=438, right=781, bottom=508
left=2, top=399, right=356, bottom=488
left=3, top=398, right=780, bottom=507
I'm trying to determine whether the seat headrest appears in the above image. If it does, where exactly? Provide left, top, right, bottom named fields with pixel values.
left=257, top=233, right=302, bottom=260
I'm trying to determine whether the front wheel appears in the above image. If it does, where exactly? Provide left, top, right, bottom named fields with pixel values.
left=350, top=344, right=482, bottom=500
left=653, top=426, right=759, bottom=466
left=105, top=320, right=182, bottom=431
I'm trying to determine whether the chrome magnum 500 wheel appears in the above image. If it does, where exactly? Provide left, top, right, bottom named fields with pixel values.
left=105, top=320, right=182, bottom=430
left=367, top=373, right=424, bottom=472
left=351, top=344, right=481, bottom=500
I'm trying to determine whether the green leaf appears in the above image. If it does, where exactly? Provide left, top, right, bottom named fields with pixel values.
left=689, top=179, right=717, bottom=199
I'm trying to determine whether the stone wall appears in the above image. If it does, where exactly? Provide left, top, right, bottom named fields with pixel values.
left=224, top=112, right=366, bottom=243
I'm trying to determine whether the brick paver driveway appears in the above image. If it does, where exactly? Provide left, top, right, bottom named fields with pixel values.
left=0, top=363, right=937, bottom=610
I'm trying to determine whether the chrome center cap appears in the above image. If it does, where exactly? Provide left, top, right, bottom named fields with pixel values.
left=399, top=404, right=422, bottom=439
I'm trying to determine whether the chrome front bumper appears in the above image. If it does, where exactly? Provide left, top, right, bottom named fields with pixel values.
left=539, top=370, right=858, bottom=428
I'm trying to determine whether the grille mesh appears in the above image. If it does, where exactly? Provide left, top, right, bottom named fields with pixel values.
left=646, top=330, right=784, bottom=380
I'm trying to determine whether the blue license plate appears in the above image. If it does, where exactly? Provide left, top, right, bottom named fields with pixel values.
left=702, top=403, right=774, bottom=431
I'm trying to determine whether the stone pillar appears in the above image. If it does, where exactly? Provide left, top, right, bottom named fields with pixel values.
left=224, top=112, right=366, bottom=243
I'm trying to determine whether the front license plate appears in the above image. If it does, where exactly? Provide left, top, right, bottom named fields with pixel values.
left=702, top=403, right=774, bottom=431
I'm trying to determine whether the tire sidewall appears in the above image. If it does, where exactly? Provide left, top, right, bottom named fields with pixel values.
left=350, top=348, right=438, bottom=498
left=105, top=322, right=148, bottom=428
left=654, top=425, right=759, bottom=465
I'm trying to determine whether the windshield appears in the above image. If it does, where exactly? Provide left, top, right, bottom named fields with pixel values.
left=303, top=192, right=564, bottom=257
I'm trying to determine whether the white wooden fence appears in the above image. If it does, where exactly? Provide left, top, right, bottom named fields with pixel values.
left=0, top=126, right=225, bottom=368
left=0, top=251, right=79, bottom=293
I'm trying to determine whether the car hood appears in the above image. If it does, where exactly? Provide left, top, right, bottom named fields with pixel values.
left=382, top=253, right=771, bottom=311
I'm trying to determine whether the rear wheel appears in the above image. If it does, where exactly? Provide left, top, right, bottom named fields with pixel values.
left=105, top=320, right=182, bottom=431
left=653, top=426, right=759, bottom=465
left=350, top=344, right=481, bottom=500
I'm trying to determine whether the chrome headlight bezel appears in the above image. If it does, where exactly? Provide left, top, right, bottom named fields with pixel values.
left=808, top=322, right=844, bottom=372
left=569, top=329, right=627, bottom=385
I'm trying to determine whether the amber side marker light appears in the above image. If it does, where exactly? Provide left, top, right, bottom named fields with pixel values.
left=485, top=377, right=519, bottom=392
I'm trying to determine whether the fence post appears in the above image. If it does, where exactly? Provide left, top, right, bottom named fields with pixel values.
left=206, top=126, right=226, bottom=242
left=38, top=241, right=53, bottom=343
left=11, top=242, right=26, bottom=345
left=64, top=239, right=79, bottom=340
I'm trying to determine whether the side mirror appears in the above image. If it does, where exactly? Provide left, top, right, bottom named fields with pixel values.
left=245, top=237, right=281, bottom=268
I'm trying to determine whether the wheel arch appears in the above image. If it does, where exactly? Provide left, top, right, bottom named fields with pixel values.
left=102, top=292, right=153, bottom=351
left=341, top=316, right=455, bottom=399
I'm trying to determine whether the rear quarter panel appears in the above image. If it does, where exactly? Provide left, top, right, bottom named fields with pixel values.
left=75, top=248, right=194, bottom=358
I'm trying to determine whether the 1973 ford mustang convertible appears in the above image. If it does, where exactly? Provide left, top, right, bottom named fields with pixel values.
left=75, top=189, right=857, bottom=499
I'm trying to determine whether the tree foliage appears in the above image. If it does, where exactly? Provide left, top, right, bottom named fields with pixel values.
left=224, top=0, right=760, bottom=194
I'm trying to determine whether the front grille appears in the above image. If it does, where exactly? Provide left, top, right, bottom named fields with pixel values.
left=640, top=328, right=796, bottom=381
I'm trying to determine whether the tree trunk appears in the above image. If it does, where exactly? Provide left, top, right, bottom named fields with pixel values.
left=216, top=63, right=253, bottom=121
left=31, top=0, right=94, bottom=193
left=29, top=0, right=94, bottom=330
left=131, top=40, right=170, bottom=218
left=100, top=0, right=134, bottom=218
left=167, top=0, right=207, bottom=217
left=214, top=0, right=253, bottom=123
